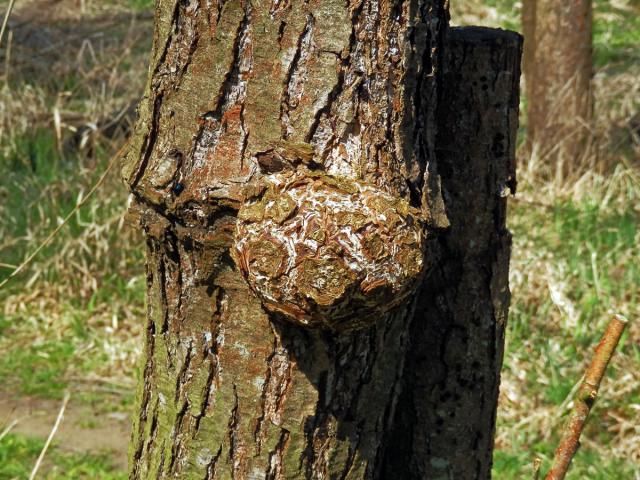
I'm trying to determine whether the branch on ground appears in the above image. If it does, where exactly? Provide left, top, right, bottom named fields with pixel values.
left=544, top=314, right=628, bottom=480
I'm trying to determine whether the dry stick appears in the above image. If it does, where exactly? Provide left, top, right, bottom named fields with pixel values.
left=544, top=314, right=629, bottom=480
left=29, top=392, right=70, bottom=480
left=0, top=142, right=127, bottom=290
left=0, top=0, right=16, bottom=51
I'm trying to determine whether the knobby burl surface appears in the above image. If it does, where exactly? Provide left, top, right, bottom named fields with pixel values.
left=123, top=0, right=448, bottom=479
left=235, top=171, right=425, bottom=330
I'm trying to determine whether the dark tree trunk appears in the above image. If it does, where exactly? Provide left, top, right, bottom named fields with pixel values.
left=122, top=2, right=521, bottom=479
left=383, top=26, right=522, bottom=479
left=522, top=0, right=593, bottom=177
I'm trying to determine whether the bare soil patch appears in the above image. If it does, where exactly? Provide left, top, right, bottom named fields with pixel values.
left=0, top=393, right=130, bottom=470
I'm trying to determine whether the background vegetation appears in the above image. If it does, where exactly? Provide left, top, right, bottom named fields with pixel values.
left=0, top=0, right=637, bottom=478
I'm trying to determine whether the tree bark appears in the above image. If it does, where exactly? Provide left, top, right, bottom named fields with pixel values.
left=383, top=26, right=522, bottom=479
left=522, top=0, right=593, bottom=177
left=123, top=2, right=520, bottom=479
left=123, top=1, right=448, bottom=478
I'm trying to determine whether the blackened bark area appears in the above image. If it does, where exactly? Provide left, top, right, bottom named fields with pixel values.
left=384, top=27, right=522, bottom=479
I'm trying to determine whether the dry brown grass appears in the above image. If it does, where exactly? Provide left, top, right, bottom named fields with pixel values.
left=0, top=0, right=152, bottom=403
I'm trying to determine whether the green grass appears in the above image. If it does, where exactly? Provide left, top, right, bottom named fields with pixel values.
left=0, top=338, right=78, bottom=399
left=593, top=0, right=640, bottom=68
left=0, top=132, right=128, bottom=284
left=493, top=188, right=640, bottom=478
left=0, top=300, right=141, bottom=403
left=0, top=433, right=125, bottom=480
left=0, top=124, right=145, bottom=304
left=494, top=446, right=637, bottom=480
left=0, top=326, right=127, bottom=401
left=127, top=0, right=154, bottom=11
left=514, top=199, right=639, bottom=322
left=0, top=112, right=143, bottom=409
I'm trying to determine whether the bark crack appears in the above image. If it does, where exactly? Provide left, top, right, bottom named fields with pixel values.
left=175, top=340, right=195, bottom=404
left=191, top=1, right=252, bottom=168
left=254, top=328, right=292, bottom=454
left=194, top=288, right=225, bottom=433
left=131, top=242, right=160, bottom=478
left=144, top=398, right=161, bottom=476
left=228, top=384, right=242, bottom=477
left=266, top=428, right=291, bottom=480
left=168, top=398, right=191, bottom=474
left=204, top=445, right=223, bottom=480
left=280, top=13, right=314, bottom=139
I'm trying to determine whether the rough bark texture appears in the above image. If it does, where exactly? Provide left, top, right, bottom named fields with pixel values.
left=522, top=0, right=593, bottom=175
left=234, top=171, right=427, bottom=330
left=383, top=27, right=522, bottom=479
left=123, top=2, right=521, bottom=478
left=123, top=1, right=448, bottom=478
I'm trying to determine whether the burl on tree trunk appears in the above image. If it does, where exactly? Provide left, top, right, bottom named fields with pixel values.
left=122, top=1, right=521, bottom=478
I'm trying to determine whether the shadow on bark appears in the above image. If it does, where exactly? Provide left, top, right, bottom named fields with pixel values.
left=383, top=27, right=522, bottom=479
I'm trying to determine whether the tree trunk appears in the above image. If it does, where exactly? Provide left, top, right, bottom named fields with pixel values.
left=522, top=0, right=593, bottom=177
left=122, top=2, right=520, bottom=479
left=123, top=1, right=448, bottom=478
left=383, top=26, right=522, bottom=479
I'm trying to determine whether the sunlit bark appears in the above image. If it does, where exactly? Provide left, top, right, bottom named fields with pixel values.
left=123, top=2, right=521, bottom=478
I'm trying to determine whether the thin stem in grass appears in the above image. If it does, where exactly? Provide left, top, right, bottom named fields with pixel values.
left=0, top=0, right=16, bottom=51
left=533, top=457, right=542, bottom=480
left=29, top=391, right=70, bottom=480
left=544, top=314, right=628, bottom=480
left=0, top=418, right=19, bottom=442
left=0, top=142, right=127, bottom=290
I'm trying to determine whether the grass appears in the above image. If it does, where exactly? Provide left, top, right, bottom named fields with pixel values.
left=496, top=175, right=640, bottom=478
left=0, top=0, right=638, bottom=478
left=0, top=129, right=145, bottom=405
left=127, top=0, right=154, bottom=11
left=593, top=0, right=640, bottom=68
left=0, top=338, right=78, bottom=399
left=0, top=433, right=125, bottom=480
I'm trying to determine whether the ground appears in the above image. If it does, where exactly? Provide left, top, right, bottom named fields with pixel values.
left=0, top=0, right=638, bottom=478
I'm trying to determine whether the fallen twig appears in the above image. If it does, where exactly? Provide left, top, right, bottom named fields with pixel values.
left=544, top=314, right=628, bottom=480
left=0, top=418, right=19, bottom=442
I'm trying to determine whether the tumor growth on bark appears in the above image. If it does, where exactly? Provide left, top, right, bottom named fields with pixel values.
left=235, top=170, right=426, bottom=331
left=122, top=1, right=521, bottom=478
